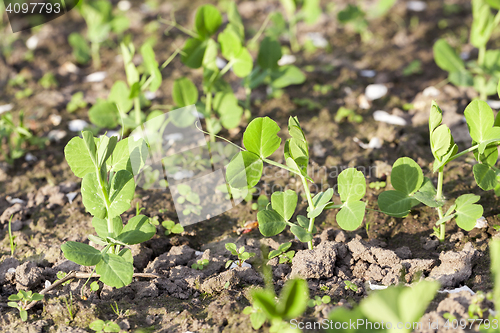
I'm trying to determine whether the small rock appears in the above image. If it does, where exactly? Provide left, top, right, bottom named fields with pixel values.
left=450, top=232, right=464, bottom=242
left=423, top=86, right=440, bottom=97
left=25, top=153, right=37, bottom=162
left=307, top=32, right=328, bottom=48
left=407, top=1, right=427, bottom=12
left=84, top=71, right=107, bottom=83
left=59, top=62, right=80, bottom=75
left=47, top=129, right=67, bottom=141
left=16, top=261, right=44, bottom=288
left=475, top=216, right=487, bottom=229
left=216, top=57, right=227, bottom=69
left=360, top=70, right=376, bottom=78
left=373, top=110, right=407, bottom=126
left=421, top=237, right=439, bottom=251
left=117, top=0, right=131, bottom=11
left=428, top=242, right=477, bottom=288
left=291, top=241, right=337, bottom=278
left=49, top=114, right=62, bottom=126
left=26, top=35, right=39, bottom=50
left=487, top=100, right=500, bottom=110
left=394, top=246, right=412, bottom=259
left=278, top=54, right=296, bottom=66
left=66, top=192, right=78, bottom=204
left=0, top=104, right=13, bottom=114
left=68, top=119, right=88, bottom=132
left=365, top=84, right=388, bottom=101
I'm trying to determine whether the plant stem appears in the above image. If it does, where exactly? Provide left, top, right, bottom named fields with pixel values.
left=160, top=48, right=181, bottom=70
left=8, top=215, right=15, bottom=256
left=91, top=42, right=101, bottom=70
left=436, top=168, right=445, bottom=241
left=134, top=97, right=141, bottom=126
left=248, top=12, right=272, bottom=46
left=446, top=144, right=479, bottom=164
left=299, top=174, right=315, bottom=250
left=262, top=158, right=309, bottom=180
left=205, top=92, right=215, bottom=142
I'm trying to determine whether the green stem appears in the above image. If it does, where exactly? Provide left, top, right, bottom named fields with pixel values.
left=262, top=158, right=309, bottom=180
left=160, top=48, right=180, bottom=70
left=436, top=168, right=445, bottom=241
left=299, top=174, right=315, bottom=250
left=205, top=92, right=215, bottom=142
left=91, top=42, right=101, bottom=70
left=248, top=12, right=272, bottom=46
left=134, top=97, right=141, bottom=126
left=446, top=144, right=479, bottom=164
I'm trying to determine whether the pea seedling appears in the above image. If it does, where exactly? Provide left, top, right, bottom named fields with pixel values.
left=89, top=41, right=163, bottom=130
left=434, top=0, right=500, bottom=100
left=244, top=278, right=309, bottom=331
left=8, top=290, right=44, bottom=322
left=162, top=220, right=184, bottom=236
left=225, top=243, right=255, bottom=268
left=268, top=242, right=295, bottom=264
left=344, top=280, right=358, bottom=292
left=67, top=92, right=87, bottom=113
left=89, top=320, right=121, bottom=333
left=70, top=0, right=129, bottom=68
left=61, top=131, right=155, bottom=288
left=191, top=259, right=209, bottom=270
left=308, top=295, right=331, bottom=307
left=225, top=116, right=368, bottom=249
left=378, top=99, right=500, bottom=241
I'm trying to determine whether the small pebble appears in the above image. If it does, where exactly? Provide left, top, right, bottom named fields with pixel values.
left=173, top=170, right=194, bottom=180
left=68, top=119, right=88, bottom=132
left=358, top=95, right=371, bottom=109
left=25, top=153, right=37, bottom=162
left=144, top=91, right=156, bottom=100
left=0, top=104, right=13, bottom=115
left=47, top=129, right=67, bottom=142
left=360, top=70, right=376, bottom=78
left=475, top=216, right=487, bottom=229
left=26, top=35, right=39, bottom=50
left=353, top=137, right=382, bottom=149
left=365, top=84, right=388, bottom=101
left=487, top=100, right=500, bottom=110
left=6, top=196, right=25, bottom=204
left=117, top=0, right=131, bottom=11
left=373, top=110, right=407, bottom=126
left=66, top=192, right=78, bottom=204
left=106, top=131, right=120, bottom=138
left=84, top=72, right=107, bottom=83
left=407, top=1, right=427, bottom=12
left=59, top=62, right=79, bottom=75
left=460, top=51, right=470, bottom=61
left=7, top=268, right=16, bottom=274
left=195, top=251, right=204, bottom=256
left=49, top=114, right=62, bottom=126
left=307, top=32, right=328, bottom=48
left=45, top=280, right=51, bottom=288
left=278, top=54, right=296, bottom=66
left=423, top=86, right=440, bottom=97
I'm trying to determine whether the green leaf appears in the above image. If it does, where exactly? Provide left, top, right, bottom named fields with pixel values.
left=227, top=2, right=244, bottom=41
left=225, top=243, right=238, bottom=255
left=257, top=209, right=287, bottom=237
left=61, top=241, right=102, bottom=266
left=92, top=216, right=123, bottom=238
left=232, top=47, right=253, bottom=78
left=96, top=253, right=134, bottom=288
left=448, top=70, right=474, bottom=87
left=277, top=278, right=309, bottom=319
left=118, top=248, right=133, bottom=264
left=243, top=117, right=281, bottom=158
left=337, top=201, right=366, bottom=231
left=455, top=194, right=483, bottom=231
left=464, top=99, right=495, bottom=143
left=214, top=91, right=243, bottom=129
left=258, top=37, right=282, bottom=70
left=194, top=5, right=222, bottom=39
left=108, top=170, right=135, bottom=218
left=471, top=0, right=495, bottom=48
left=68, top=32, right=91, bottom=64
left=271, top=190, right=298, bottom=221
left=338, top=168, right=366, bottom=202
left=296, top=215, right=317, bottom=233
left=82, top=173, right=107, bottom=218
left=251, top=289, right=279, bottom=319
left=270, top=65, right=306, bottom=89
left=107, top=137, right=148, bottom=175
left=173, top=77, right=198, bottom=107
left=478, top=127, right=500, bottom=154
left=429, top=101, right=443, bottom=133
left=433, top=144, right=458, bottom=172
left=108, top=80, right=133, bottom=113
left=390, top=157, right=424, bottom=195
left=20, top=309, right=27, bottom=322
left=486, top=0, right=500, bottom=9
left=89, top=320, right=105, bottom=331
left=413, top=177, right=444, bottom=208
left=431, top=124, right=452, bottom=159
left=290, top=224, right=313, bottom=242
left=473, top=164, right=497, bottom=191
left=433, top=39, right=465, bottom=73
left=250, top=311, right=266, bottom=330
left=117, top=215, right=156, bottom=245
left=140, top=43, right=162, bottom=92
left=89, top=100, right=119, bottom=129
left=219, top=27, right=242, bottom=60
left=181, top=38, right=208, bottom=69
left=226, top=151, right=263, bottom=188
left=31, top=293, right=44, bottom=301
left=307, top=188, right=334, bottom=219
left=302, top=0, right=321, bottom=24
left=171, top=224, right=184, bottom=234
left=378, top=190, right=414, bottom=218
left=65, top=136, right=97, bottom=178
left=96, top=135, right=117, bottom=168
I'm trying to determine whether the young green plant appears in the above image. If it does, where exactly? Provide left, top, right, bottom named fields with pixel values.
left=191, top=259, right=209, bottom=270
left=162, top=220, right=184, bottom=236
left=89, top=320, right=121, bottom=333
left=378, top=99, right=500, bottom=241
left=225, top=116, right=368, bottom=249
left=8, top=290, right=44, bottom=322
left=433, top=0, right=500, bottom=100
left=268, top=242, right=295, bottom=264
left=8, top=215, right=16, bottom=256
left=61, top=131, right=155, bottom=288
left=225, top=243, right=255, bottom=268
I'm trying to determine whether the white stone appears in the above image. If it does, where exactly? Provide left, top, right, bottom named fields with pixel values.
left=47, top=129, right=67, bottom=142
left=117, top=0, right=131, bottom=11
left=475, top=216, right=487, bottom=229
left=49, top=114, right=62, bottom=126
left=373, top=110, right=407, bottom=126
left=84, top=71, right=107, bottom=83
left=106, top=131, right=120, bottom=138
left=45, top=280, right=51, bottom=288
left=307, top=32, right=328, bottom=48
left=25, top=153, right=37, bottom=162
left=365, top=84, right=388, bottom=101
left=354, top=137, right=382, bottom=149
left=0, top=104, right=13, bottom=115
left=6, top=197, right=25, bottom=204
left=360, top=70, right=376, bottom=78
left=26, top=35, right=39, bottom=50
left=407, top=1, right=427, bottom=12
left=66, top=192, right=78, bottom=204
left=68, top=119, right=88, bottom=132
left=144, top=91, right=156, bottom=100
left=423, top=86, right=440, bottom=97
left=487, top=100, right=500, bottom=110
left=7, top=268, right=16, bottom=274
left=230, top=261, right=252, bottom=269
left=460, top=51, right=470, bottom=61
left=195, top=251, right=204, bottom=256
left=369, top=281, right=388, bottom=290
left=173, top=170, right=194, bottom=181
left=278, top=54, right=296, bottom=66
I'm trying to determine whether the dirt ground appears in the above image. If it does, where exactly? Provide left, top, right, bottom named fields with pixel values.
left=1, top=0, right=500, bottom=332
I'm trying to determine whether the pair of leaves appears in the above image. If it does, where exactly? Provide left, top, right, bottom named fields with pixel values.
left=285, top=117, right=309, bottom=177
left=471, top=0, right=496, bottom=49
left=218, top=27, right=253, bottom=78
left=336, top=169, right=367, bottom=231
left=437, top=194, right=484, bottom=231
left=378, top=158, right=437, bottom=218
left=251, top=278, right=309, bottom=321
left=429, top=101, right=458, bottom=172
left=433, top=39, right=473, bottom=87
